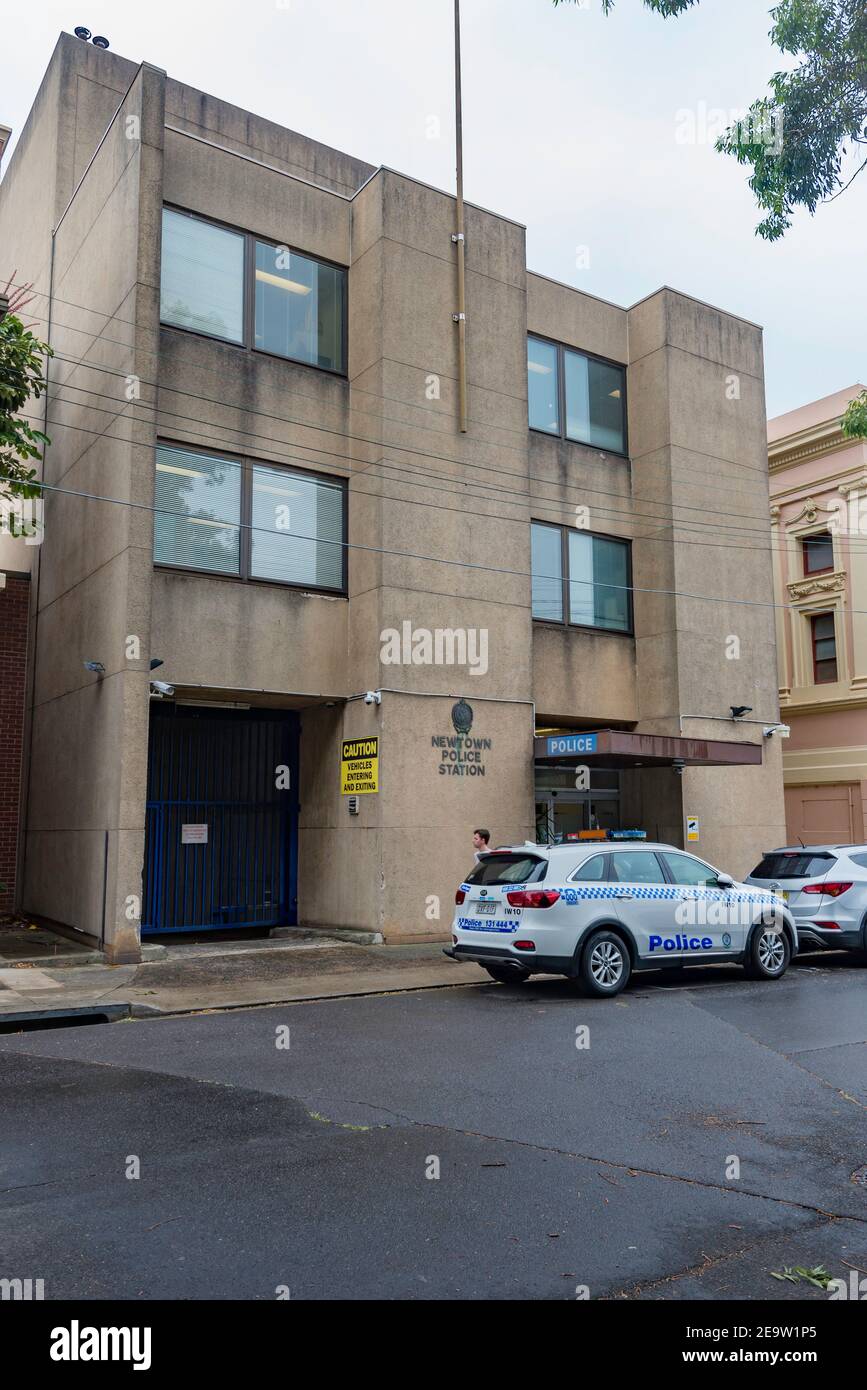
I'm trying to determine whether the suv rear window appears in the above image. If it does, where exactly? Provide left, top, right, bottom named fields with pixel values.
left=750, top=852, right=836, bottom=879
left=466, top=854, right=548, bottom=885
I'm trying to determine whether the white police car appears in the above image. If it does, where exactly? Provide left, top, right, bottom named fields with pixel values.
left=444, top=842, right=796, bottom=997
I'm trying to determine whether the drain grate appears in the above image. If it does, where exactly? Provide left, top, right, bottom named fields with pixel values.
left=851, top=1165, right=867, bottom=1187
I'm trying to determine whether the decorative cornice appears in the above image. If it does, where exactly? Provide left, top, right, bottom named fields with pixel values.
left=838, top=474, right=867, bottom=497
left=786, top=569, right=847, bottom=601
left=780, top=694, right=867, bottom=717
left=769, top=419, right=864, bottom=474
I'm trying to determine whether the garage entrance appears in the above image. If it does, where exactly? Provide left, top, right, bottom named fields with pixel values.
left=142, top=705, right=299, bottom=934
left=784, top=782, right=863, bottom=845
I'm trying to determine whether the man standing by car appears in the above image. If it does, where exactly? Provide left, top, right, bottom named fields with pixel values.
left=472, top=828, right=491, bottom=863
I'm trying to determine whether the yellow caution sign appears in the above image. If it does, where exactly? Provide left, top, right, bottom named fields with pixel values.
left=341, top=737, right=379, bottom=795
left=686, top=816, right=700, bottom=842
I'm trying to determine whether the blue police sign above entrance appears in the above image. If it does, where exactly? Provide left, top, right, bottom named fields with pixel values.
left=545, top=733, right=598, bottom=757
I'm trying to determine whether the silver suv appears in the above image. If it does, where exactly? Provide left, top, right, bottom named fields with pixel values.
left=745, top=844, right=867, bottom=958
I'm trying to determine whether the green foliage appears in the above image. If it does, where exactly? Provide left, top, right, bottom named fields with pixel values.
left=841, top=388, right=867, bottom=439
left=553, top=1, right=698, bottom=13
left=0, top=313, right=52, bottom=501
left=771, top=1264, right=834, bottom=1289
left=554, top=0, right=867, bottom=240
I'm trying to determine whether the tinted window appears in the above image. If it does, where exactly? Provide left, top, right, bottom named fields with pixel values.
left=610, top=851, right=666, bottom=884
left=254, top=240, right=345, bottom=372
left=531, top=522, right=563, bottom=621
left=160, top=209, right=245, bottom=343
left=527, top=337, right=560, bottom=433
left=661, top=853, right=719, bottom=887
left=564, top=349, right=626, bottom=452
left=568, top=531, right=630, bottom=633
left=849, top=853, right=867, bottom=869
left=750, top=853, right=836, bottom=879
left=572, top=854, right=607, bottom=881
left=467, top=855, right=547, bottom=885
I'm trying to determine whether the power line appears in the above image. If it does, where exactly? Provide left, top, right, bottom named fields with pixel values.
left=15, top=287, right=779, bottom=495
left=26, top=376, right=866, bottom=564
left=20, top=473, right=867, bottom=617
left=34, top=371, right=779, bottom=540
left=17, top=400, right=800, bottom=564
left=39, top=350, right=789, bottom=542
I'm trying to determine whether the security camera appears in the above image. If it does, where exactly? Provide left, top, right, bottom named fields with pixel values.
left=672, top=758, right=685, bottom=776
left=363, top=690, right=382, bottom=706
left=763, top=723, right=791, bottom=739
left=150, top=680, right=175, bottom=698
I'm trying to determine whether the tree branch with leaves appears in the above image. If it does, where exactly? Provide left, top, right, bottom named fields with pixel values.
left=0, top=311, right=52, bottom=501
left=553, top=0, right=867, bottom=437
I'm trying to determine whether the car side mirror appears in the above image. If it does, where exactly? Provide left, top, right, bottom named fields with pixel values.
left=715, top=873, right=734, bottom=889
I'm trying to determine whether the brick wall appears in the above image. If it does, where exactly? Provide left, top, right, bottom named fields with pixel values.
left=0, top=573, right=29, bottom=913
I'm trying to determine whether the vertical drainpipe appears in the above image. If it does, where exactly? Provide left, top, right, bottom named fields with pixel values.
left=453, top=0, right=468, bottom=433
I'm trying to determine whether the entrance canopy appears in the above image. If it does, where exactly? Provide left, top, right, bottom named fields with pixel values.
left=535, top=729, right=762, bottom=769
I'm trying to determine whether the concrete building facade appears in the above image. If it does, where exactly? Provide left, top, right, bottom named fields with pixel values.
left=768, top=387, right=867, bottom=844
left=0, top=33, right=786, bottom=961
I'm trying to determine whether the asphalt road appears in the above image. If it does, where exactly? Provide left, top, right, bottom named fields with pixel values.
left=2, top=955, right=865, bottom=1300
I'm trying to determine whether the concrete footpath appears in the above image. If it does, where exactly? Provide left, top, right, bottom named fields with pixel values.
left=0, top=930, right=483, bottom=1023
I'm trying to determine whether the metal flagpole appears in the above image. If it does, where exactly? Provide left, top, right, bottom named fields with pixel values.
left=453, top=0, right=468, bottom=433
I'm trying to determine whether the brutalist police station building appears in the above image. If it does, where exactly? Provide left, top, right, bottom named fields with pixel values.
left=0, top=34, right=786, bottom=961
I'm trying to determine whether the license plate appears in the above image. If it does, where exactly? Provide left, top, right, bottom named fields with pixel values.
left=475, top=901, right=497, bottom=915
left=778, top=890, right=789, bottom=902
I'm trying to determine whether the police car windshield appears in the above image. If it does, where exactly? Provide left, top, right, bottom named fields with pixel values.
left=467, top=854, right=547, bottom=885
left=751, top=852, right=835, bottom=880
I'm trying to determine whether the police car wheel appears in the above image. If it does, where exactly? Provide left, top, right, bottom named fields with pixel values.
left=483, top=964, right=530, bottom=984
left=744, top=924, right=790, bottom=980
left=579, top=930, right=631, bottom=997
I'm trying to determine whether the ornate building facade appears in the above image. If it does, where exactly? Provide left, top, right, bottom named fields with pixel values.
left=769, top=387, right=867, bottom=844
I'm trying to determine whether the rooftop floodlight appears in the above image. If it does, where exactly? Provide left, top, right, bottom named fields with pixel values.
left=92, top=35, right=110, bottom=48
left=74, top=26, right=92, bottom=40
left=83, top=660, right=105, bottom=676
left=730, top=705, right=752, bottom=719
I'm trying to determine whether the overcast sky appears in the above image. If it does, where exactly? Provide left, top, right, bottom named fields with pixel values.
left=3, top=0, right=864, bottom=419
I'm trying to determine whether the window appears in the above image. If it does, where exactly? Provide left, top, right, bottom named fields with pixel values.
left=527, top=337, right=560, bottom=434
left=528, top=336, right=627, bottom=454
left=661, top=853, right=719, bottom=887
left=810, top=612, right=837, bottom=683
left=571, top=854, right=608, bottom=881
left=531, top=521, right=564, bottom=621
left=803, top=532, right=834, bottom=575
left=250, top=463, right=344, bottom=589
left=154, top=445, right=346, bottom=592
left=750, top=852, right=836, bottom=879
left=160, top=209, right=245, bottom=343
left=160, top=208, right=347, bottom=374
left=531, top=522, right=632, bottom=633
left=154, top=446, right=242, bottom=574
left=466, top=854, right=547, bottom=884
left=255, top=241, right=345, bottom=372
left=610, top=851, right=666, bottom=884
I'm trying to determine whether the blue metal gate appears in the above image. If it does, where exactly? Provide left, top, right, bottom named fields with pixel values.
left=142, top=705, right=299, bottom=934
